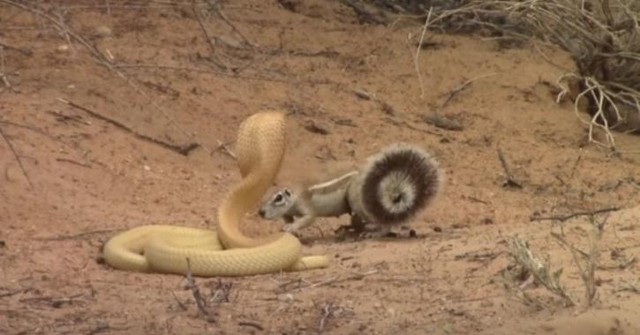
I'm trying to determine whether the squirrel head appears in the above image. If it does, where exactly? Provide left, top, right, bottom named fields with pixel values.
left=258, top=188, right=295, bottom=220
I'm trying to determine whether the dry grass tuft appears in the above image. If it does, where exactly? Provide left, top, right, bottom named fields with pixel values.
left=503, top=236, right=577, bottom=308
left=502, top=212, right=608, bottom=310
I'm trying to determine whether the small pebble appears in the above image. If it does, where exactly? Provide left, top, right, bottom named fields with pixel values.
left=96, top=25, right=113, bottom=38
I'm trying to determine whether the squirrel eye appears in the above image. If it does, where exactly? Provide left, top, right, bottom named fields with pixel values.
left=274, top=194, right=283, bottom=202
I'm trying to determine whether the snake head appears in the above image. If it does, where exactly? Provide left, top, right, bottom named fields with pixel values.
left=258, top=188, right=294, bottom=220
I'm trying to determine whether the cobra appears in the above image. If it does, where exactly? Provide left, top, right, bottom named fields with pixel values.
left=102, top=111, right=330, bottom=276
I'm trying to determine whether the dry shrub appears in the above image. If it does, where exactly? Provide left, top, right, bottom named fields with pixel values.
left=368, top=0, right=640, bottom=148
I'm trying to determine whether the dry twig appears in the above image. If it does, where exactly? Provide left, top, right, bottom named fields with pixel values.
left=36, top=229, right=122, bottom=241
left=214, top=140, right=236, bottom=160
left=0, top=125, right=34, bottom=189
left=497, top=147, right=522, bottom=189
left=238, top=321, right=264, bottom=331
left=413, top=7, right=433, bottom=99
left=618, top=280, right=640, bottom=294
left=530, top=206, right=621, bottom=222
left=314, top=301, right=353, bottom=334
left=192, top=1, right=216, bottom=55
left=440, top=73, right=498, bottom=107
left=277, top=270, right=377, bottom=293
left=0, top=44, right=11, bottom=89
left=506, top=236, right=576, bottom=307
left=319, top=302, right=337, bottom=333
left=57, top=98, right=200, bottom=156
left=184, top=258, right=215, bottom=323
left=209, top=279, right=233, bottom=304
left=212, top=2, right=258, bottom=48
left=551, top=215, right=605, bottom=307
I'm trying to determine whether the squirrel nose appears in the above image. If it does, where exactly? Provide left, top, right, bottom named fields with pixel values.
left=258, top=209, right=266, bottom=218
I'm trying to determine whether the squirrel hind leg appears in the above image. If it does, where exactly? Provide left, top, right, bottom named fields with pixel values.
left=361, top=144, right=441, bottom=225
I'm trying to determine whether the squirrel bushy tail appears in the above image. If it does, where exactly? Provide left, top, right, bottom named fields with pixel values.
left=347, top=143, right=441, bottom=225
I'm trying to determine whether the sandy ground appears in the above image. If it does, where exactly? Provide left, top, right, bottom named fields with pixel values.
left=1, top=1, right=640, bottom=334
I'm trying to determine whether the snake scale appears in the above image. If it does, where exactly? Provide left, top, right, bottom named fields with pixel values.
left=102, top=111, right=330, bottom=276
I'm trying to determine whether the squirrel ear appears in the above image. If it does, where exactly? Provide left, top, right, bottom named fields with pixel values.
left=283, top=188, right=291, bottom=197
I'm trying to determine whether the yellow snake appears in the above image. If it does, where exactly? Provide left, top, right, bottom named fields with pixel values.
left=102, top=111, right=330, bottom=276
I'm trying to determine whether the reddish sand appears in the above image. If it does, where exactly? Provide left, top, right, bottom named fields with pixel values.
left=1, top=1, right=639, bottom=334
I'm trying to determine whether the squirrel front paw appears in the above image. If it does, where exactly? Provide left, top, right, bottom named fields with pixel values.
left=358, top=225, right=395, bottom=239
left=282, top=224, right=302, bottom=235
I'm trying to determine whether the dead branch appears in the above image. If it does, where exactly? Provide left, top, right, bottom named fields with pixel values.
left=506, top=236, right=576, bottom=307
left=551, top=229, right=599, bottom=307
left=0, top=120, right=66, bottom=142
left=57, top=98, right=200, bottom=156
left=209, top=279, right=233, bottom=304
left=0, top=288, right=28, bottom=299
left=114, top=63, right=338, bottom=86
left=0, top=44, right=11, bottom=89
left=550, top=232, right=590, bottom=258
left=277, top=270, right=377, bottom=293
left=47, top=110, right=91, bottom=125
left=238, top=321, right=264, bottom=331
left=497, top=147, right=522, bottom=189
left=0, top=124, right=34, bottom=189
left=192, top=2, right=216, bottom=56
left=171, top=291, right=188, bottom=311
left=440, top=73, right=498, bottom=107
left=319, top=302, right=336, bottom=333
left=184, top=258, right=215, bottom=323
left=618, top=280, right=640, bottom=294
left=55, top=157, right=92, bottom=168
left=530, top=206, right=620, bottom=222
left=213, top=2, right=259, bottom=48
left=303, top=120, right=331, bottom=135
left=384, top=116, right=442, bottom=136
left=352, top=88, right=397, bottom=115
left=35, top=229, right=122, bottom=241
left=414, top=7, right=433, bottom=99
left=190, top=1, right=244, bottom=74
left=87, top=321, right=111, bottom=335
left=20, top=293, right=86, bottom=308
left=306, top=270, right=377, bottom=290
left=0, top=41, right=33, bottom=56
left=213, top=140, right=236, bottom=160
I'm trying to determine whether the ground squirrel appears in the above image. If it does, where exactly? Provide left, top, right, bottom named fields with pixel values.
left=258, top=143, right=442, bottom=237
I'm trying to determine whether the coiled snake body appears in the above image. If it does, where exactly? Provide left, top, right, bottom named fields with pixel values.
left=102, top=111, right=330, bottom=276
